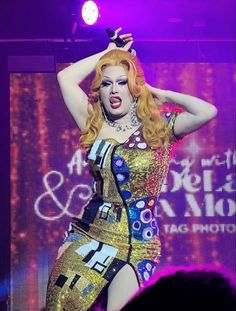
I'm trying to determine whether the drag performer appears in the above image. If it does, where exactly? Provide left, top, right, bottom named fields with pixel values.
left=46, top=28, right=217, bottom=310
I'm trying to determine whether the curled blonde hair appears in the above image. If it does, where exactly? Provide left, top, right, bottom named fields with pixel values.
left=80, top=49, right=171, bottom=150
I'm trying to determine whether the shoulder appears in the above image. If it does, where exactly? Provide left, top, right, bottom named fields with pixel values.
left=161, top=111, right=178, bottom=125
left=161, top=111, right=183, bottom=143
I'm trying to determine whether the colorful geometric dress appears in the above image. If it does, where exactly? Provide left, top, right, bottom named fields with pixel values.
left=46, top=112, right=180, bottom=311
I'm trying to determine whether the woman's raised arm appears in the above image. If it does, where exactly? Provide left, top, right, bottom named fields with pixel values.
left=57, top=49, right=109, bottom=131
left=57, top=27, right=134, bottom=131
left=146, top=84, right=218, bottom=138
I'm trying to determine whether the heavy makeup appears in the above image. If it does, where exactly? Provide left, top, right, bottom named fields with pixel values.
left=99, top=65, right=134, bottom=124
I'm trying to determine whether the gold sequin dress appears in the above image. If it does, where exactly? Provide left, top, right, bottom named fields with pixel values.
left=46, top=112, right=180, bottom=311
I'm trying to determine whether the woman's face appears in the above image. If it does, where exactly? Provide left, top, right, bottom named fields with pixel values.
left=99, top=65, right=134, bottom=121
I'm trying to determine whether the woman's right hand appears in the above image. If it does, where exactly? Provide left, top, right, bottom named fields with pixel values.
left=107, top=27, right=134, bottom=52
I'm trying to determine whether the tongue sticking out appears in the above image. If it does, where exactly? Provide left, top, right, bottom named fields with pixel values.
left=110, top=97, right=121, bottom=104
left=110, top=97, right=122, bottom=108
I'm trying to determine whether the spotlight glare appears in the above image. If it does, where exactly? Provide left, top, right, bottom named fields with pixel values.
left=81, top=1, right=99, bottom=25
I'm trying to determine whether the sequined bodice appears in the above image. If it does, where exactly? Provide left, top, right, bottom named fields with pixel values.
left=87, top=127, right=172, bottom=206
left=85, top=124, right=175, bottom=244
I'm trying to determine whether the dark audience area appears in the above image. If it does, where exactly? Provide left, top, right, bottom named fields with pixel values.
left=122, top=267, right=236, bottom=311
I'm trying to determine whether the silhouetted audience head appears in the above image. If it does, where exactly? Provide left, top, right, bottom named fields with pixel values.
left=121, top=266, right=236, bottom=311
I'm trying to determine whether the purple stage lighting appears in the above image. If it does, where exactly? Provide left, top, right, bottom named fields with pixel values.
left=81, top=1, right=99, bottom=25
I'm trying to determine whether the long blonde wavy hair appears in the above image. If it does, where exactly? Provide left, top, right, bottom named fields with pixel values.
left=80, top=49, right=171, bottom=150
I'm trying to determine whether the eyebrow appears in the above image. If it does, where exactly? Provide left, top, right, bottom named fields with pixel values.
left=102, top=75, right=128, bottom=79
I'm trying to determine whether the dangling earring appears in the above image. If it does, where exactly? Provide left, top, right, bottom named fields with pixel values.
left=130, top=98, right=140, bottom=126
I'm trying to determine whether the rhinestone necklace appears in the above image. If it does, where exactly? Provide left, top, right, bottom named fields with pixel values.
left=104, top=119, right=141, bottom=132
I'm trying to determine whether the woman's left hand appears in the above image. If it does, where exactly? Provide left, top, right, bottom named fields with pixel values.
left=146, top=83, right=169, bottom=105
left=107, top=27, right=134, bottom=52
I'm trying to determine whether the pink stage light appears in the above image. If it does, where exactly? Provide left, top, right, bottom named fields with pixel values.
left=81, top=1, right=99, bottom=25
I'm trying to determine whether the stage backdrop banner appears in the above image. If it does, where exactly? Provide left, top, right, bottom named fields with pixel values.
left=10, top=63, right=235, bottom=310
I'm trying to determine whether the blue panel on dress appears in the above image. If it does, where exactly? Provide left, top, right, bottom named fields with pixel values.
left=112, top=155, right=130, bottom=186
left=128, top=197, right=159, bottom=241
left=138, top=259, right=159, bottom=282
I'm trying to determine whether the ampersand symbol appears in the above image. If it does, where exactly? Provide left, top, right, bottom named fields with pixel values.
left=34, top=170, right=92, bottom=221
